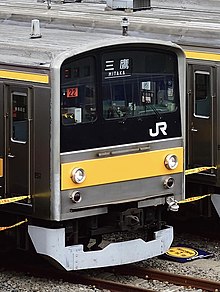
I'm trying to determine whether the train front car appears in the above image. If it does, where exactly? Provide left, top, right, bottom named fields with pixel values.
left=28, top=39, right=185, bottom=270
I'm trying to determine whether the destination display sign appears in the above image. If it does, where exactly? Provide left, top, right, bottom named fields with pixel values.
left=104, top=58, right=132, bottom=79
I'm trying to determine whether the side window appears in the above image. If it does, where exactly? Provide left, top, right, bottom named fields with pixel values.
left=194, top=71, right=210, bottom=118
left=11, top=92, right=28, bottom=143
left=61, top=56, right=96, bottom=125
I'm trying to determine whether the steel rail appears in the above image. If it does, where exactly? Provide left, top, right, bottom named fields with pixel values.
left=0, top=253, right=155, bottom=292
left=68, top=273, right=156, bottom=292
left=18, top=266, right=156, bottom=292
left=112, top=265, right=220, bottom=292
left=2, top=252, right=220, bottom=291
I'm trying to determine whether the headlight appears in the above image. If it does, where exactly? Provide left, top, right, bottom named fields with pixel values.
left=71, top=168, right=86, bottom=184
left=164, top=154, right=178, bottom=170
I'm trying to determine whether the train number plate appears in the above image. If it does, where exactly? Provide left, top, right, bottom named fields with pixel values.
left=67, top=87, right=78, bottom=98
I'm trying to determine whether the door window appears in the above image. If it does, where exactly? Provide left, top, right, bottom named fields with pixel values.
left=194, top=71, right=211, bottom=118
left=11, top=92, right=28, bottom=143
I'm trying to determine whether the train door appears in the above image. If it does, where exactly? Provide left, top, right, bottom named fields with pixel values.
left=4, top=85, right=32, bottom=199
left=187, top=64, right=216, bottom=171
left=0, top=83, right=3, bottom=197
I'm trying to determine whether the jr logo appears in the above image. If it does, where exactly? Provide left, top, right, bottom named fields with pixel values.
left=149, top=122, right=167, bottom=137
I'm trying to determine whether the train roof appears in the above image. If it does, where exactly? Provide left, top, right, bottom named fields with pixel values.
left=0, top=20, right=184, bottom=69
left=0, top=0, right=220, bottom=68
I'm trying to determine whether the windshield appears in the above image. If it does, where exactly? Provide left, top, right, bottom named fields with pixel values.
left=102, top=50, right=177, bottom=120
left=60, top=46, right=181, bottom=152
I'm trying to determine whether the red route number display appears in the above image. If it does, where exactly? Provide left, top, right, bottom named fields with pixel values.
left=67, top=87, right=78, bottom=98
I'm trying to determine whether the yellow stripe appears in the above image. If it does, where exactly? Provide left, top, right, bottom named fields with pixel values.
left=0, top=158, right=3, bottom=177
left=0, top=70, right=49, bottom=84
left=0, top=219, right=28, bottom=232
left=61, top=147, right=183, bottom=191
left=179, top=194, right=211, bottom=204
left=0, top=195, right=31, bottom=205
left=185, top=51, right=220, bottom=62
left=185, top=166, right=217, bottom=175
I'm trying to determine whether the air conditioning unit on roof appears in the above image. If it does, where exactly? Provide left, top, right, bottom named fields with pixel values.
left=106, top=0, right=151, bottom=10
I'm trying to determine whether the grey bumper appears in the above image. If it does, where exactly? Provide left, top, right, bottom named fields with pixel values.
left=28, top=225, right=173, bottom=270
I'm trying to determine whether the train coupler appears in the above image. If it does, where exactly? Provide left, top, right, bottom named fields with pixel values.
left=119, top=208, right=143, bottom=231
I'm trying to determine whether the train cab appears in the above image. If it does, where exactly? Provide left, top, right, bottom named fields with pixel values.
left=0, top=23, right=185, bottom=270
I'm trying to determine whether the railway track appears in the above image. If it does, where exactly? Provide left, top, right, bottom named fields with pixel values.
left=108, top=264, right=220, bottom=291
left=1, top=251, right=220, bottom=292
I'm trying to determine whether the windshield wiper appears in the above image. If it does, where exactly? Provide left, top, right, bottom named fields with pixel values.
left=146, top=104, right=162, bottom=120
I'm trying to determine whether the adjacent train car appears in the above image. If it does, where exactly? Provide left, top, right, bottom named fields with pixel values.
left=0, top=21, right=185, bottom=270
left=183, top=45, right=220, bottom=218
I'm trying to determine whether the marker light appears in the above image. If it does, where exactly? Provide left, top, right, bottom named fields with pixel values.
left=71, top=168, right=86, bottom=184
left=164, top=177, right=175, bottom=189
left=70, top=191, right=82, bottom=203
left=164, top=154, right=178, bottom=170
